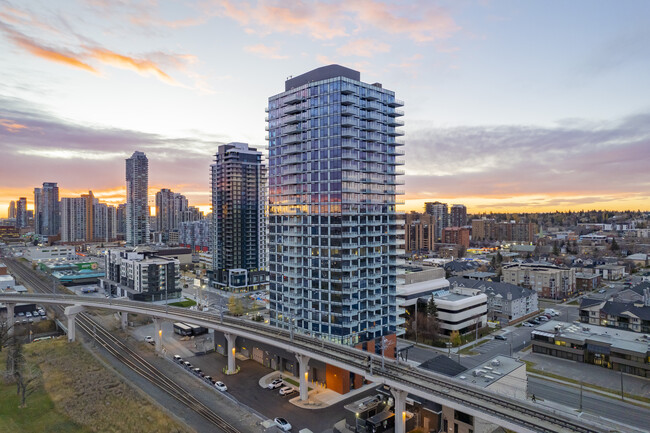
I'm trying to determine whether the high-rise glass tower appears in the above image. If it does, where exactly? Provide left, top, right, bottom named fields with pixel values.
left=425, top=201, right=448, bottom=241
left=8, top=201, right=16, bottom=219
left=210, top=143, right=268, bottom=291
left=15, top=197, right=27, bottom=228
left=126, top=151, right=149, bottom=246
left=267, top=65, right=405, bottom=347
left=34, top=182, right=60, bottom=237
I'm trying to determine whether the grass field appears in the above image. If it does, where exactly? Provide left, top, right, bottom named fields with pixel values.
left=2, top=338, right=194, bottom=433
left=168, top=298, right=197, bottom=308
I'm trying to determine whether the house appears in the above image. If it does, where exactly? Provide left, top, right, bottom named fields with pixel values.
left=596, top=264, right=626, bottom=281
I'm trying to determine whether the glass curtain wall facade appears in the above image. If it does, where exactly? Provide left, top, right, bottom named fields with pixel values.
left=126, top=151, right=149, bottom=246
left=211, top=143, right=268, bottom=290
left=34, top=182, right=60, bottom=237
left=267, top=65, right=405, bottom=346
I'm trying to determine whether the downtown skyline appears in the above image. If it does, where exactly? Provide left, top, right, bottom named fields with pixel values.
left=1, top=0, right=650, bottom=217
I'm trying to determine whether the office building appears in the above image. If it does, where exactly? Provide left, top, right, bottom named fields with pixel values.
left=266, top=64, right=404, bottom=356
left=126, top=151, right=149, bottom=246
left=450, top=204, right=467, bottom=228
left=34, top=182, right=60, bottom=237
left=210, top=143, right=267, bottom=291
left=425, top=201, right=448, bottom=241
left=8, top=201, right=16, bottom=219
left=15, top=197, right=27, bottom=228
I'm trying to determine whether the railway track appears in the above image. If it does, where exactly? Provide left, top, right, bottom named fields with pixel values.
left=3, top=258, right=605, bottom=433
left=3, top=258, right=242, bottom=433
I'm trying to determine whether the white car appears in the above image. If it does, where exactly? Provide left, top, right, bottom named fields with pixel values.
left=144, top=336, right=154, bottom=344
left=279, top=386, right=296, bottom=396
left=214, top=381, right=227, bottom=392
left=522, top=322, right=534, bottom=327
left=268, top=378, right=284, bottom=389
left=274, top=417, right=292, bottom=431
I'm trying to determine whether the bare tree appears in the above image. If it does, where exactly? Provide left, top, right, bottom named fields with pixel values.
left=15, top=364, right=41, bottom=408
left=0, top=320, right=12, bottom=353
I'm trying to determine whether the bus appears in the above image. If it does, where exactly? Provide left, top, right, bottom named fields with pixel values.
left=173, top=322, right=192, bottom=336
left=185, top=323, right=208, bottom=336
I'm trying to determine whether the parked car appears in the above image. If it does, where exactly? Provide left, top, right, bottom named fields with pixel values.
left=494, top=334, right=507, bottom=341
left=268, top=378, right=284, bottom=389
left=538, top=316, right=549, bottom=322
left=25, top=312, right=32, bottom=318
left=279, top=386, right=296, bottom=396
left=598, top=289, right=606, bottom=294
left=192, top=368, right=204, bottom=377
left=144, top=336, right=154, bottom=345
left=522, top=322, right=534, bottom=327
left=173, top=355, right=183, bottom=363
left=214, top=381, right=227, bottom=392
left=204, top=375, right=212, bottom=383
left=182, top=361, right=192, bottom=369
left=530, top=319, right=541, bottom=325
left=274, top=417, right=292, bottom=431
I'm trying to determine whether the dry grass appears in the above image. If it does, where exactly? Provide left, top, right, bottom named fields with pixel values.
left=25, top=338, right=195, bottom=433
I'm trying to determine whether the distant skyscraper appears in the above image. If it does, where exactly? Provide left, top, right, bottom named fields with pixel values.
left=15, top=197, right=27, bottom=228
left=60, top=197, right=86, bottom=242
left=34, top=182, right=60, bottom=237
left=155, top=188, right=189, bottom=242
left=210, top=142, right=267, bottom=290
left=267, top=65, right=404, bottom=351
left=425, top=201, right=448, bottom=241
left=8, top=201, right=16, bottom=219
left=81, top=191, right=95, bottom=242
left=117, top=203, right=127, bottom=238
left=126, top=151, right=149, bottom=246
left=450, top=204, right=467, bottom=228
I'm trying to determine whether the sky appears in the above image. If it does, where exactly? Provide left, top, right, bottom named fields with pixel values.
left=1, top=0, right=649, bottom=217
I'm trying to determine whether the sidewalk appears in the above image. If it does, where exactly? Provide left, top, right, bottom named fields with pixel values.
left=258, top=371, right=377, bottom=409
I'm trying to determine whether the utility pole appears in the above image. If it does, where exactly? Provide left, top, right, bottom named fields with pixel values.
left=579, top=381, right=583, bottom=411
left=620, top=371, right=624, bottom=401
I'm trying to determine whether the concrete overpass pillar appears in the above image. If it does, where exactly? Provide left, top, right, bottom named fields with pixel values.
left=207, top=328, right=216, bottom=352
left=153, top=318, right=163, bottom=353
left=64, top=305, right=85, bottom=342
left=5, top=303, right=15, bottom=337
left=120, top=312, right=128, bottom=330
left=391, top=387, right=408, bottom=433
left=225, top=332, right=236, bottom=374
left=295, top=354, right=310, bottom=401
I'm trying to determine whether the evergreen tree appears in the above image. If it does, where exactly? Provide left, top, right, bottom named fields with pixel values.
left=610, top=238, right=619, bottom=251
left=426, top=296, right=438, bottom=318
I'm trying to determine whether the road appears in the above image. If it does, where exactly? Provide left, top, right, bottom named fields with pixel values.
left=529, top=377, right=650, bottom=433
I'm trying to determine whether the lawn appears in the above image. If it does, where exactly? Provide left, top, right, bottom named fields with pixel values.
left=168, top=298, right=197, bottom=308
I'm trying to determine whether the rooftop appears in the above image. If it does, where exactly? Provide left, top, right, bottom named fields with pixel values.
left=535, top=320, right=650, bottom=354
left=456, top=356, right=525, bottom=388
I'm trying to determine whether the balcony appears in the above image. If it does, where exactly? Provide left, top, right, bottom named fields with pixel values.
left=283, top=93, right=303, bottom=105
left=284, top=113, right=304, bottom=124
left=388, top=98, right=404, bottom=107
left=387, top=129, right=405, bottom=137
left=341, top=95, right=357, bottom=105
left=388, top=109, right=404, bottom=117
left=388, top=118, right=404, bottom=127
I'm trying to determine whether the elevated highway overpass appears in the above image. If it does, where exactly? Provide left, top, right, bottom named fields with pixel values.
left=0, top=292, right=607, bottom=433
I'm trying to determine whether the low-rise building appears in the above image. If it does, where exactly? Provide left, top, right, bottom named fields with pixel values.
left=532, top=321, right=650, bottom=378
left=102, top=248, right=181, bottom=302
left=449, top=277, right=538, bottom=325
left=0, top=274, right=16, bottom=291
left=596, top=264, right=626, bottom=281
left=442, top=227, right=470, bottom=248
left=25, top=246, right=76, bottom=261
left=502, top=262, right=576, bottom=300
left=575, top=272, right=601, bottom=292
left=435, top=287, right=487, bottom=335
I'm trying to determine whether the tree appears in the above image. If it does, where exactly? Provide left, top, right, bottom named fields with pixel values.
left=610, top=238, right=620, bottom=251
left=227, top=295, right=244, bottom=316
left=426, top=296, right=438, bottom=318
left=450, top=330, right=461, bottom=347
left=0, top=320, right=12, bottom=353
left=552, top=241, right=560, bottom=256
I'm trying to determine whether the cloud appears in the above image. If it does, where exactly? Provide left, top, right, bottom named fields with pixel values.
left=88, top=48, right=177, bottom=84
left=0, top=95, right=224, bottom=211
left=337, top=38, right=390, bottom=57
left=0, top=7, right=197, bottom=87
left=244, top=44, right=288, bottom=60
left=0, top=118, right=28, bottom=132
left=404, top=113, right=650, bottom=204
left=212, top=0, right=460, bottom=42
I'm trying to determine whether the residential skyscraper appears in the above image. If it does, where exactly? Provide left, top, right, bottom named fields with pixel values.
left=267, top=65, right=405, bottom=351
left=81, top=191, right=94, bottom=242
left=60, top=197, right=86, bottom=242
left=8, top=201, right=16, bottom=219
left=34, top=182, right=60, bottom=237
left=15, top=197, right=27, bottom=228
left=450, top=204, right=467, bottom=228
left=210, top=143, right=267, bottom=291
left=155, top=188, right=189, bottom=242
left=126, top=151, right=149, bottom=246
left=425, top=201, right=448, bottom=241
